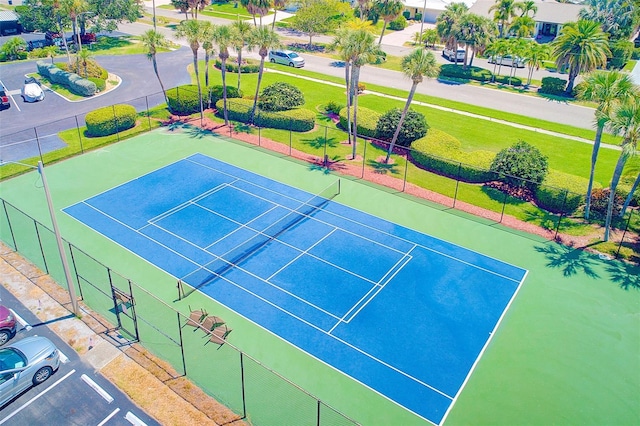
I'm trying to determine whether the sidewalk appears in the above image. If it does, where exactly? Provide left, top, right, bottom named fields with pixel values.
left=0, top=241, right=242, bottom=426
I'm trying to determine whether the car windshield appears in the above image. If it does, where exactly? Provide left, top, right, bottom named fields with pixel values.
left=288, top=52, right=299, bottom=58
left=0, top=348, right=26, bottom=370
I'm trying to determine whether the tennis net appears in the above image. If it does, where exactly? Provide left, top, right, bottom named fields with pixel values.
left=185, top=179, right=341, bottom=292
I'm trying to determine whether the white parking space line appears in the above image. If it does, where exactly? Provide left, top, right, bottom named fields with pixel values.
left=125, top=411, right=147, bottom=426
left=97, top=408, right=120, bottom=426
left=0, top=78, right=21, bottom=112
left=59, top=349, right=69, bottom=364
left=81, top=374, right=114, bottom=403
left=9, top=308, right=32, bottom=331
left=0, top=369, right=76, bottom=424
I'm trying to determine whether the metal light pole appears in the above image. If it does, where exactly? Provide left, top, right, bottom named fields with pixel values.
left=1, top=161, right=79, bottom=316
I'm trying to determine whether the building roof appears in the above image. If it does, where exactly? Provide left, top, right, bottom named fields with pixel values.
left=403, top=0, right=476, bottom=12
left=0, top=10, right=19, bottom=23
left=469, top=0, right=583, bottom=24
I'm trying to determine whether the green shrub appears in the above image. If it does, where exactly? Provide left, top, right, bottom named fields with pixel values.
left=439, top=64, right=492, bottom=82
left=490, top=140, right=548, bottom=188
left=338, top=106, right=380, bottom=138
left=538, top=77, right=567, bottom=96
left=589, top=188, right=624, bottom=218
left=375, top=108, right=428, bottom=147
left=37, top=60, right=96, bottom=96
left=258, top=82, right=305, bottom=112
left=632, top=47, right=640, bottom=60
left=214, top=58, right=259, bottom=73
left=88, top=77, right=106, bottom=92
left=71, top=78, right=97, bottom=96
left=389, top=16, right=407, bottom=30
left=494, top=74, right=523, bottom=86
left=324, top=100, right=342, bottom=114
left=410, top=129, right=495, bottom=183
left=28, top=48, right=52, bottom=59
left=216, top=98, right=252, bottom=122
left=85, top=104, right=137, bottom=137
left=167, top=84, right=202, bottom=115
left=209, top=85, right=242, bottom=105
left=608, top=39, right=633, bottom=69
left=535, top=170, right=591, bottom=213
left=256, top=108, right=316, bottom=132
left=60, top=58, right=107, bottom=80
left=37, top=60, right=53, bottom=77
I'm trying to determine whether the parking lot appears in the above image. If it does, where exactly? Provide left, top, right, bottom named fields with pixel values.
left=0, top=287, right=159, bottom=426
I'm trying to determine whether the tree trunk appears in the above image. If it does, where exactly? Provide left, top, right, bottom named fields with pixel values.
left=603, top=153, right=627, bottom=241
left=152, top=55, right=168, bottom=104
left=566, top=65, right=579, bottom=94
left=237, top=50, right=243, bottom=91
left=378, top=21, right=388, bottom=46
left=192, top=51, right=204, bottom=122
left=385, top=83, right=417, bottom=163
left=350, top=65, right=361, bottom=160
left=584, top=124, right=603, bottom=219
left=344, top=61, right=352, bottom=146
left=221, top=58, right=229, bottom=125
left=250, top=56, right=266, bottom=124
left=272, top=10, right=277, bottom=30
left=620, top=172, right=640, bottom=216
left=204, top=51, right=210, bottom=107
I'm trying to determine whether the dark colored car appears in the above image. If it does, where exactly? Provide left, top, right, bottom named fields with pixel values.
left=0, top=306, right=16, bottom=345
left=0, top=87, right=10, bottom=110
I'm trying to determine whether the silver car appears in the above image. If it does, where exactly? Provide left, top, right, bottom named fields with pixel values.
left=0, top=336, right=60, bottom=407
left=268, top=50, right=305, bottom=68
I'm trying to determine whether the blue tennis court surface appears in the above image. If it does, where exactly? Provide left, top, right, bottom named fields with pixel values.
left=64, top=153, right=527, bottom=425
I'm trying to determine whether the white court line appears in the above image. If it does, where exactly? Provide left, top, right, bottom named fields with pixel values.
left=0, top=369, right=76, bottom=424
left=97, top=408, right=120, bottom=426
left=9, top=309, right=32, bottom=331
left=81, top=374, right=114, bottom=403
left=125, top=411, right=147, bottom=426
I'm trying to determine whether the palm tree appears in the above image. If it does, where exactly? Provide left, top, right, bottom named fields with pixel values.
left=620, top=171, right=639, bottom=215
left=373, top=0, right=404, bottom=46
left=61, top=0, right=89, bottom=53
left=486, top=38, right=508, bottom=79
left=550, top=20, right=610, bottom=94
left=213, top=24, right=235, bottom=125
left=509, top=15, right=535, bottom=38
left=247, top=25, right=281, bottom=124
left=251, top=0, right=272, bottom=26
left=603, top=95, right=640, bottom=242
left=76, top=46, right=92, bottom=77
left=346, top=29, right=379, bottom=160
left=488, top=0, right=523, bottom=37
left=329, top=27, right=355, bottom=146
left=384, top=49, right=439, bottom=163
left=436, top=3, right=468, bottom=66
left=356, top=0, right=371, bottom=21
left=518, top=0, right=537, bottom=17
left=43, top=45, right=59, bottom=64
left=140, top=30, right=170, bottom=104
left=176, top=19, right=206, bottom=121
left=459, top=13, right=496, bottom=68
left=241, top=0, right=257, bottom=26
left=577, top=71, right=636, bottom=219
left=524, top=41, right=550, bottom=86
left=200, top=22, right=216, bottom=107
left=579, top=0, right=636, bottom=40
left=271, top=0, right=287, bottom=30
left=231, top=20, right=252, bottom=91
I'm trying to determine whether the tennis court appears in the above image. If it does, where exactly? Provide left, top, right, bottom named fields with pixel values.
left=64, top=152, right=527, bottom=425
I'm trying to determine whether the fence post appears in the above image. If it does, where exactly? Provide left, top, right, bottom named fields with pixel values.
left=240, top=352, right=247, bottom=419
left=361, top=138, right=367, bottom=178
left=33, top=127, right=44, bottom=164
left=145, top=95, right=151, bottom=129
left=317, top=399, right=321, bottom=426
left=323, top=126, right=328, bottom=164
left=289, top=126, right=292, bottom=156
left=1, top=200, right=18, bottom=251
left=258, top=126, right=261, bottom=146
left=113, top=105, right=120, bottom=142
left=615, top=209, right=633, bottom=259
left=75, top=116, right=84, bottom=153
left=67, top=245, right=84, bottom=300
left=499, top=190, right=508, bottom=223
left=402, top=152, right=409, bottom=192
left=553, top=190, right=569, bottom=240
left=177, top=312, right=187, bottom=376
left=453, top=162, right=462, bottom=208
left=33, top=222, right=49, bottom=274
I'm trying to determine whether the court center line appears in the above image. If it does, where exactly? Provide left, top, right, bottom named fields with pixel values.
left=147, top=182, right=232, bottom=225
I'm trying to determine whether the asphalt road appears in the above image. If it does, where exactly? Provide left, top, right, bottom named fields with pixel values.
left=0, top=287, right=159, bottom=426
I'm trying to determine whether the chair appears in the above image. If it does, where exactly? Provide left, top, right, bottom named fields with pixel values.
left=206, top=324, right=232, bottom=347
left=184, top=307, right=208, bottom=328
left=200, top=315, right=225, bottom=332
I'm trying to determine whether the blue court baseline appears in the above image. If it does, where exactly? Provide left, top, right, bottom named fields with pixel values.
left=64, top=153, right=528, bottom=425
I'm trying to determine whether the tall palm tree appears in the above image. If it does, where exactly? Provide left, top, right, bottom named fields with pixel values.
left=247, top=25, right=281, bottom=124
left=550, top=20, right=610, bottom=94
left=603, top=95, right=640, bottom=241
left=231, top=20, right=252, bottom=91
left=329, top=27, right=355, bottom=146
left=488, top=0, right=523, bottom=37
left=346, top=29, right=379, bottom=160
left=213, top=24, right=235, bottom=125
left=384, top=49, right=439, bottom=163
left=524, top=41, right=550, bottom=86
left=241, top=0, right=257, bottom=26
left=459, top=13, right=496, bottom=68
left=509, top=15, right=535, bottom=38
left=140, top=29, right=170, bottom=104
left=436, top=3, right=468, bottom=66
left=486, top=38, right=508, bottom=79
left=176, top=19, right=206, bottom=121
left=518, top=0, right=537, bottom=17
left=356, top=0, right=371, bottom=21
left=373, top=0, right=404, bottom=46
left=252, top=0, right=272, bottom=26
left=271, top=0, right=287, bottom=29
left=200, top=21, right=216, bottom=106
left=577, top=71, right=636, bottom=219
left=579, top=0, right=636, bottom=40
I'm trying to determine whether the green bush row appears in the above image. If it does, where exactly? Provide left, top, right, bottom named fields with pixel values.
left=85, top=104, right=137, bottom=137
left=535, top=169, right=592, bottom=213
left=439, top=64, right=522, bottom=86
left=216, top=98, right=315, bottom=131
left=410, top=129, right=496, bottom=183
left=214, top=59, right=259, bottom=73
left=167, top=84, right=243, bottom=115
left=338, top=106, right=381, bottom=138
left=36, top=60, right=97, bottom=96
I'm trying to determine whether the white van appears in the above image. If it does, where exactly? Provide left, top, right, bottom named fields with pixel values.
left=442, top=48, right=465, bottom=62
left=488, top=55, right=525, bottom=68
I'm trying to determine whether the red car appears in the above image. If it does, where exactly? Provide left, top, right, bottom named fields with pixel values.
left=0, top=305, right=17, bottom=345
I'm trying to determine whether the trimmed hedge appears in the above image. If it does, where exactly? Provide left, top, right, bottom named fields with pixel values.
left=338, top=106, right=381, bottom=138
left=258, top=82, right=305, bottom=112
left=216, top=98, right=315, bottom=131
left=375, top=108, right=428, bottom=147
left=167, top=84, right=201, bottom=115
left=410, top=129, right=496, bottom=183
left=538, top=77, right=567, bottom=96
left=209, top=85, right=242, bottom=105
left=534, top=169, right=592, bottom=214
left=440, top=64, right=492, bottom=82
left=36, top=61, right=97, bottom=96
left=214, top=59, right=259, bottom=73
left=88, top=77, right=106, bottom=92
left=85, top=104, right=137, bottom=137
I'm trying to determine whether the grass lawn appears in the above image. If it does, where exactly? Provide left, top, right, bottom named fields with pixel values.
left=199, top=2, right=254, bottom=20
left=86, top=35, right=178, bottom=56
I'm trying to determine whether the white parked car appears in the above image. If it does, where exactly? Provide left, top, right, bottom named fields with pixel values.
left=268, top=50, right=305, bottom=68
left=488, top=55, right=525, bottom=68
left=21, top=77, right=45, bottom=103
left=0, top=336, right=60, bottom=407
left=442, top=48, right=465, bottom=62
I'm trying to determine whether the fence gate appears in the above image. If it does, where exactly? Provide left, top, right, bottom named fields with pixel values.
left=110, top=279, right=139, bottom=342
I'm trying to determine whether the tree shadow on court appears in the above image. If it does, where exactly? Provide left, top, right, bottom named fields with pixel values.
left=367, top=159, right=400, bottom=175
left=185, top=125, right=216, bottom=139
left=605, top=260, right=640, bottom=291
left=308, top=155, right=345, bottom=174
left=301, top=136, right=339, bottom=150
left=534, top=242, right=601, bottom=278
